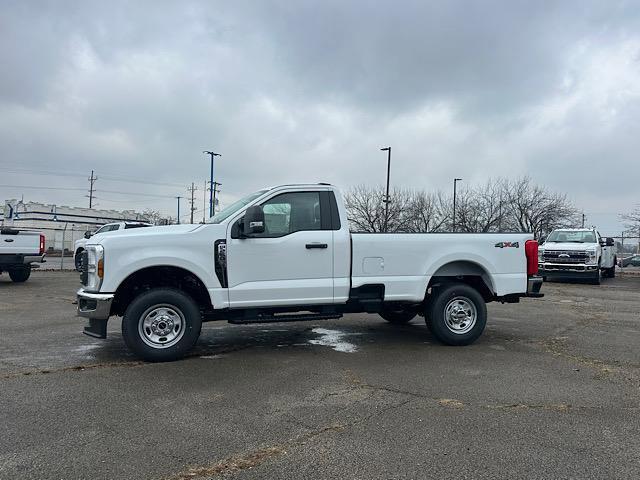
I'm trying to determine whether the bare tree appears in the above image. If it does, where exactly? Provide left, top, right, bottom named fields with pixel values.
left=142, top=208, right=173, bottom=225
left=344, top=177, right=579, bottom=236
left=405, top=190, right=447, bottom=233
left=505, top=177, right=580, bottom=237
left=344, top=185, right=414, bottom=232
left=620, top=205, right=640, bottom=237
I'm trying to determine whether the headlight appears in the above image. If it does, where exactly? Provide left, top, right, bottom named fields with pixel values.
left=85, top=245, right=104, bottom=291
left=585, top=248, right=597, bottom=265
left=538, top=249, right=544, bottom=262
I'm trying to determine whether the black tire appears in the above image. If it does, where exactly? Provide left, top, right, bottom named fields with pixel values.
left=426, top=283, right=487, bottom=346
left=591, top=268, right=601, bottom=285
left=122, top=288, right=202, bottom=362
left=9, top=266, right=31, bottom=283
left=542, top=276, right=547, bottom=282
left=74, top=250, right=84, bottom=272
left=379, top=308, right=417, bottom=324
left=607, top=259, right=616, bottom=278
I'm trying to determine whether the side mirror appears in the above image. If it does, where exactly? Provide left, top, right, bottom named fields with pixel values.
left=538, top=236, right=546, bottom=244
left=84, top=231, right=92, bottom=239
left=243, top=205, right=265, bottom=236
left=606, top=237, right=615, bottom=247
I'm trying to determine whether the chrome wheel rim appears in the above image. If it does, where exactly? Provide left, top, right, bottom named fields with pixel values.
left=138, top=304, right=186, bottom=349
left=444, top=296, right=477, bottom=334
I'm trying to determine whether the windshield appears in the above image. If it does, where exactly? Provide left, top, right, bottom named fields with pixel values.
left=210, top=189, right=270, bottom=224
left=546, top=230, right=597, bottom=243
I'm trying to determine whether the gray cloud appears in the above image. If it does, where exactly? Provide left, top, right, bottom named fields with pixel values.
left=1, top=0, right=639, bottom=232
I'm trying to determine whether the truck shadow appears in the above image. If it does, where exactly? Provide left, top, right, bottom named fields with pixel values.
left=191, top=319, right=436, bottom=357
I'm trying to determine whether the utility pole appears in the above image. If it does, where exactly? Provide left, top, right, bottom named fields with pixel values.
left=187, top=183, right=198, bottom=224
left=175, top=196, right=182, bottom=224
left=212, top=181, right=222, bottom=215
left=203, top=181, right=208, bottom=223
left=87, top=170, right=97, bottom=208
left=498, top=192, right=503, bottom=232
left=581, top=212, right=585, bottom=228
left=380, top=147, right=391, bottom=232
left=453, top=178, right=462, bottom=232
left=203, top=151, right=221, bottom=218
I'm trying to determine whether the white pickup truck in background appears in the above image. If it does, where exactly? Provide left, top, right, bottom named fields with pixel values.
left=538, top=228, right=617, bottom=284
left=73, top=221, right=151, bottom=270
left=77, top=183, right=543, bottom=361
left=0, top=228, right=45, bottom=283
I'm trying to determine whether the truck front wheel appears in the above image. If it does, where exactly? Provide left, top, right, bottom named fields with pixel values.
left=122, top=288, right=202, bottom=362
left=426, top=283, right=487, bottom=346
left=9, top=266, right=31, bottom=283
left=379, top=308, right=417, bottom=324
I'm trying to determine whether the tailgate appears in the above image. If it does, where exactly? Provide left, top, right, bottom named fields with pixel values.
left=0, top=231, right=41, bottom=255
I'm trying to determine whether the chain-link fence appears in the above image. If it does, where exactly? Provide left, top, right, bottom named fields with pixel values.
left=38, top=225, right=89, bottom=270
left=607, top=234, right=640, bottom=274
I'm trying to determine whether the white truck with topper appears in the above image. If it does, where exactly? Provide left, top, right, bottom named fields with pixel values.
left=77, top=184, right=543, bottom=361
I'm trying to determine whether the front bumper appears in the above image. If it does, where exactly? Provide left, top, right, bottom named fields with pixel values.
left=77, top=289, right=114, bottom=339
left=539, top=263, right=599, bottom=279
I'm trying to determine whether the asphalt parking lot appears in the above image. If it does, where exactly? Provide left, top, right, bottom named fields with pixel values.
left=1, top=272, right=639, bottom=479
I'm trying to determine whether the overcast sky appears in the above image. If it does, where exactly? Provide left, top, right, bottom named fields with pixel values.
left=1, top=0, right=639, bottom=233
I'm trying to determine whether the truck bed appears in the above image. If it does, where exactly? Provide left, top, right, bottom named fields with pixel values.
left=351, top=233, right=534, bottom=300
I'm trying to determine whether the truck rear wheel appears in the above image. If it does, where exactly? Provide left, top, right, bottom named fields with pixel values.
left=604, top=258, right=616, bottom=278
left=379, top=308, right=417, bottom=324
left=122, top=288, right=202, bottom=362
left=9, top=266, right=31, bottom=283
left=426, top=283, right=487, bottom=346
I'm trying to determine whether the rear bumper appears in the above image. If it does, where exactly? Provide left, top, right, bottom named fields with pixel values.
left=0, top=253, right=45, bottom=266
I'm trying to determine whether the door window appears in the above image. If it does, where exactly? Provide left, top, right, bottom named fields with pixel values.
left=258, top=192, right=322, bottom=237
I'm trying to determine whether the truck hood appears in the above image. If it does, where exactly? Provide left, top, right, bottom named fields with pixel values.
left=541, top=242, right=597, bottom=251
left=87, top=224, right=218, bottom=247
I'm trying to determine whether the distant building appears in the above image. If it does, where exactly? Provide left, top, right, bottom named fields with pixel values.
left=2, top=199, right=148, bottom=252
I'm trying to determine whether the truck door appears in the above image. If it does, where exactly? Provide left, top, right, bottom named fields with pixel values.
left=598, top=231, right=612, bottom=267
left=226, top=190, right=335, bottom=308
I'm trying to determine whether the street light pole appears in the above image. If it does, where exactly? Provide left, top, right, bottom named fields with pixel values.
left=175, top=196, right=182, bottom=225
left=380, top=147, right=391, bottom=233
left=203, top=151, right=221, bottom=218
left=453, top=178, right=462, bottom=232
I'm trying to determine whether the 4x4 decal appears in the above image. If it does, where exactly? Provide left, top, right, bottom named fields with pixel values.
left=495, top=241, right=520, bottom=248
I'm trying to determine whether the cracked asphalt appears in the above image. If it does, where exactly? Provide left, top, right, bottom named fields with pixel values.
left=1, top=271, right=639, bottom=479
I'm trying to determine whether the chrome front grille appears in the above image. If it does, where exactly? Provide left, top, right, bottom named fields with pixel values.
left=543, top=250, right=587, bottom=264
left=80, top=251, right=89, bottom=285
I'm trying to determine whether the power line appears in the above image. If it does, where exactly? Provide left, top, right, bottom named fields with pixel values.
left=2, top=167, right=187, bottom=188
left=0, top=184, right=87, bottom=192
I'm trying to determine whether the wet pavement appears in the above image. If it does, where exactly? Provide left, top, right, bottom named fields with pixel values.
left=1, top=271, right=639, bottom=479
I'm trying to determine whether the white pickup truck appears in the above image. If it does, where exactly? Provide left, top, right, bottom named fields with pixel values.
left=77, top=184, right=543, bottom=361
left=74, top=221, right=151, bottom=270
left=539, top=228, right=617, bottom=284
left=0, top=228, right=45, bottom=282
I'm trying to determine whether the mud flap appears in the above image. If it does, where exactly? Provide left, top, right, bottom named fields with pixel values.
left=83, top=319, right=108, bottom=339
